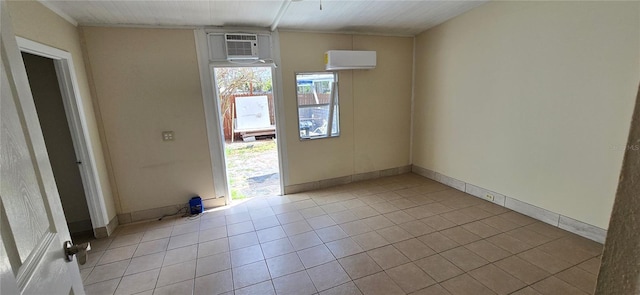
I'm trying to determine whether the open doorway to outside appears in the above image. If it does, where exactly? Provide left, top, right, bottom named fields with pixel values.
left=213, top=66, right=281, bottom=201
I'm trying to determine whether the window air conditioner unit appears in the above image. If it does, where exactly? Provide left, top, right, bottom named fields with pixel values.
left=225, top=33, right=259, bottom=60
left=325, top=50, right=376, bottom=70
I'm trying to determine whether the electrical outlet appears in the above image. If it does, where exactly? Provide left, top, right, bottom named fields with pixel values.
left=162, top=131, right=174, bottom=141
left=485, top=194, right=495, bottom=202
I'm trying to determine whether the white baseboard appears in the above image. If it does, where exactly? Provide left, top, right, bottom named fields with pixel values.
left=411, top=164, right=607, bottom=243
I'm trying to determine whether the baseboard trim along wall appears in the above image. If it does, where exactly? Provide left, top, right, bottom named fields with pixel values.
left=117, top=197, right=226, bottom=225
left=284, top=165, right=413, bottom=194
left=412, top=165, right=607, bottom=243
left=94, top=215, right=119, bottom=238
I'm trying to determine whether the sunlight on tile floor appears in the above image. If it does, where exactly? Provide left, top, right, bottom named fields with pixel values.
left=79, top=173, right=602, bottom=295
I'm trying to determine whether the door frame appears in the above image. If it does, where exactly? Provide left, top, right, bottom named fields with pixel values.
left=17, top=37, right=109, bottom=231
left=195, top=29, right=288, bottom=205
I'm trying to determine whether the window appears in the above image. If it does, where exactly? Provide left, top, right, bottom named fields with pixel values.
left=296, top=72, right=339, bottom=140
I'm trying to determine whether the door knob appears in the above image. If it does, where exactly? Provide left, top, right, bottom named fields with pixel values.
left=64, top=241, right=91, bottom=265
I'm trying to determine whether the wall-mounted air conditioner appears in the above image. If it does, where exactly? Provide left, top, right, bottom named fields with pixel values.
left=325, top=50, right=376, bottom=70
left=225, top=33, right=259, bottom=60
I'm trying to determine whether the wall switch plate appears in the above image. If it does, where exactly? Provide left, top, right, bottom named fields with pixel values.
left=162, top=131, right=174, bottom=141
left=485, top=194, right=495, bottom=202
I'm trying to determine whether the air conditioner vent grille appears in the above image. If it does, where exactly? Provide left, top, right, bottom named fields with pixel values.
left=226, top=34, right=257, bottom=41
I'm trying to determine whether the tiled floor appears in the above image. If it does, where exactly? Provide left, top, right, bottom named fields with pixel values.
left=79, top=173, right=603, bottom=295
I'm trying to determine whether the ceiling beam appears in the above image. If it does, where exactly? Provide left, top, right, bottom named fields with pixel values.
left=270, top=0, right=293, bottom=32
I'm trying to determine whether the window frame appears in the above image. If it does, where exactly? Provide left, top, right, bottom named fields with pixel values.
left=295, top=71, right=340, bottom=140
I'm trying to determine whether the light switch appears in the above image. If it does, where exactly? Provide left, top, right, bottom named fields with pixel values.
left=162, top=131, right=174, bottom=141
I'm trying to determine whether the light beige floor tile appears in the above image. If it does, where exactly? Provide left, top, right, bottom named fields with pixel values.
left=266, top=252, right=305, bottom=278
left=141, top=227, right=173, bottom=243
left=125, top=252, right=164, bottom=275
left=399, top=220, right=435, bottom=237
left=230, top=244, right=264, bottom=267
left=228, top=232, right=259, bottom=250
left=172, top=222, right=200, bottom=236
left=409, top=284, right=452, bottom=295
left=510, top=287, right=542, bottom=295
left=234, top=280, right=276, bottom=295
left=340, top=220, right=373, bottom=237
left=329, top=210, right=360, bottom=224
left=494, top=256, right=550, bottom=285
left=361, top=215, right=395, bottom=230
left=194, top=269, right=233, bottom=295
left=225, top=212, right=251, bottom=225
left=85, top=260, right=130, bottom=285
left=167, top=232, right=199, bottom=250
left=316, top=225, right=349, bottom=242
left=297, top=244, right=335, bottom=268
left=226, top=220, right=255, bottom=236
left=440, top=274, right=496, bottom=295
left=350, top=206, right=380, bottom=219
left=352, top=231, right=389, bottom=251
left=261, top=237, right=295, bottom=259
left=418, top=232, right=459, bottom=253
left=282, top=220, right=313, bottom=236
left=320, top=281, right=362, bottom=295
left=440, top=226, right=482, bottom=245
left=461, top=221, right=501, bottom=239
left=277, top=211, right=305, bottom=224
left=98, top=245, right=137, bottom=265
left=338, top=252, right=382, bottom=279
left=153, top=279, right=194, bottom=295
left=289, top=231, right=323, bottom=251
left=308, top=215, right=338, bottom=229
left=354, top=272, right=405, bottom=295
left=420, top=215, right=457, bottom=231
left=232, top=260, right=271, bottom=289
left=134, top=238, right=169, bottom=257
left=469, top=264, right=526, bottom=295
left=532, top=276, right=588, bottom=295
left=386, top=262, right=435, bottom=293
left=195, top=252, right=231, bottom=277
left=393, top=238, right=435, bottom=261
left=109, top=233, right=144, bottom=249
left=441, top=247, right=489, bottom=272
left=517, top=248, right=572, bottom=274
left=252, top=215, right=281, bottom=231
left=486, top=233, right=533, bottom=254
left=307, top=260, right=350, bottom=291
left=256, top=226, right=287, bottom=243
left=414, top=254, right=463, bottom=282
left=464, top=240, right=511, bottom=262
left=326, top=237, right=364, bottom=259
left=197, top=237, right=229, bottom=258
left=156, top=260, right=196, bottom=287
left=383, top=210, right=416, bottom=224
left=162, top=244, right=197, bottom=266
left=376, top=225, right=413, bottom=243
left=114, top=268, right=159, bottom=295
left=198, top=226, right=227, bottom=243
left=272, top=270, right=317, bottom=295
left=555, top=267, right=597, bottom=294
left=366, top=245, right=409, bottom=270
left=84, top=278, right=120, bottom=295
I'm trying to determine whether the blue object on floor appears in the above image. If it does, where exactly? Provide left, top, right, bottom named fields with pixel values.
left=189, top=196, right=203, bottom=215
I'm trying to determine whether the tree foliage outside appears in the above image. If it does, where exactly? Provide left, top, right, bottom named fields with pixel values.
left=214, top=67, right=272, bottom=126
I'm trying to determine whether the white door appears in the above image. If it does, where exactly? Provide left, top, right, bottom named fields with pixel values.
left=0, top=2, right=85, bottom=294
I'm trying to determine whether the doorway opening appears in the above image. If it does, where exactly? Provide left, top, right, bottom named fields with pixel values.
left=213, top=66, right=281, bottom=201
left=21, top=52, right=94, bottom=240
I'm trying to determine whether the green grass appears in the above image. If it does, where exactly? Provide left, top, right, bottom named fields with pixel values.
left=231, top=189, right=247, bottom=200
left=225, top=141, right=277, bottom=157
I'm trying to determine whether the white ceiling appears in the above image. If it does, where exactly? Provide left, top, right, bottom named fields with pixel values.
left=40, top=0, right=487, bottom=36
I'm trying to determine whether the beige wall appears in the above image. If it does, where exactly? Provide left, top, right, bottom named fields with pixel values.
left=80, top=27, right=216, bottom=213
left=7, top=1, right=117, bottom=223
left=413, top=1, right=640, bottom=229
left=280, top=32, right=413, bottom=185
